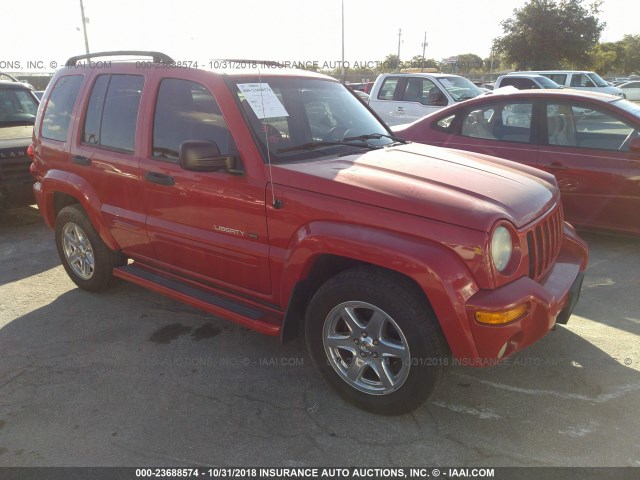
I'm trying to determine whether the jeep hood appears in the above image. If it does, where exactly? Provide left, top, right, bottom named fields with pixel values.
left=0, top=125, right=33, bottom=149
left=273, top=143, right=559, bottom=231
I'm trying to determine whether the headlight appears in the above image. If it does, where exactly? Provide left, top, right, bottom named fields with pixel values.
left=491, top=225, right=513, bottom=272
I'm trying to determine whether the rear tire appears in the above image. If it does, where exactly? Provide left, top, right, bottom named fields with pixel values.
left=305, top=266, right=448, bottom=415
left=55, top=204, right=124, bottom=292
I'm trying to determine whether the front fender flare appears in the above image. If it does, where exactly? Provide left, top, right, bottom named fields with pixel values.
left=279, top=221, right=482, bottom=360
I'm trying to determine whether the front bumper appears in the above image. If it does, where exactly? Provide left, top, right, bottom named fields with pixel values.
left=463, top=225, right=588, bottom=364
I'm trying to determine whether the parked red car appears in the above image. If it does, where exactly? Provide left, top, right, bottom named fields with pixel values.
left=394, top=89, right=640, bottom=236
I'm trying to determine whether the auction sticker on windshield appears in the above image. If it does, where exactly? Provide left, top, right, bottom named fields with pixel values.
left=237, top=83, right=289, bottom=119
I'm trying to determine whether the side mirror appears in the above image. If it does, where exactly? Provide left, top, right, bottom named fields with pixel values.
left=629, top=136, right=640, bottom=153
left=179, top=140, right=243, bottom=174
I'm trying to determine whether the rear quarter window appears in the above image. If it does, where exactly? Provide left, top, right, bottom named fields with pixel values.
left=41, top=75, right=84, bottom=141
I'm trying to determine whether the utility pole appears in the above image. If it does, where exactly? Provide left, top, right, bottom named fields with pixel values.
left=396, top=28, right=402, bottom=69
left=421, top=32, right=428, bottom=72
left=79, top=0, right=90, bottom=54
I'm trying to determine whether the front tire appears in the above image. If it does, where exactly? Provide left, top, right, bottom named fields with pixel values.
left=55, top=204, right=123, bottom=292
left=305, top=267, right=448, bottom=415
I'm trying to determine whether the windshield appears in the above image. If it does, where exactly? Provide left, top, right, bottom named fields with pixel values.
left=435, top=76, right=483, bottom=101
left=0, top=88, right=38, bottom=126
left=587, top=72, right=609, bottom=88
left=231, top=77, right=393, bottom=163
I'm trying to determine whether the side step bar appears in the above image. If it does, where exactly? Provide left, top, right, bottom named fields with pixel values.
left=113, top=264, right=282, bottom=336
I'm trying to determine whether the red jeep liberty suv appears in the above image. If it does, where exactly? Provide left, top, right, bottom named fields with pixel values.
left=30, top=52, right=588, bottom=414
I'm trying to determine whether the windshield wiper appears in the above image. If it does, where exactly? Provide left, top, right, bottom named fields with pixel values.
left=342, top=133, right=407, bottom=144
left=276, top=140, right=380, bottom=153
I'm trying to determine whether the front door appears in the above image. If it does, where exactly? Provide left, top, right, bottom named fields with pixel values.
left=139, top=75, right=271, bottom=295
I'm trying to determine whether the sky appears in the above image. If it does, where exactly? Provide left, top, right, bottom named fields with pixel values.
left=2, top=0, right=638, bottom=73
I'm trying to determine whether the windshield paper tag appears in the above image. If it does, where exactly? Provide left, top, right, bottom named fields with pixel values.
left=237, top=83, right=289, bottom=119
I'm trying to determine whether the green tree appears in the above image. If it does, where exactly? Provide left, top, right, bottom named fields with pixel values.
left=590, top=42, right=620, bottom=74
left=381, top=54, right=401, bottom=72
left=493, top=0, right=605, bottom=70
left=408, top=55, right=439, bottom=70
left=618, top=34, right=640, bottom=73
left=456, top=53, right=484, bottom=75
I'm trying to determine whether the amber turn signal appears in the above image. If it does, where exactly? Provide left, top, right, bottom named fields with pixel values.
left=475, top=304, right=528, bottom=325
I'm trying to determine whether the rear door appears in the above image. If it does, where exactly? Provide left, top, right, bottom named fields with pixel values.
left=71, top=70, right=152, bottom=256
left=538, top=100, right=640, bottom=233
left=431, top=99, right=539, bottom=168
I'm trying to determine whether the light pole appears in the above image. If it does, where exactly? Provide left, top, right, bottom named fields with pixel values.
left=421, top=32, right=428, bottom=72
left=341, top=0, right=345, bottom=83
left=79, top=0, right=90, bottom=54
left=397, top=28, right=402, bottom=69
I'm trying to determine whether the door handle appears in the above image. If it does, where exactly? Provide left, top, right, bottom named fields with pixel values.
left=145, top=171, right=175, bottom=186
left=396, top=107, right=405, bottom=114
left=543, top=162, right=568, bottom=170
left=72, top=155, right=91, bottom=166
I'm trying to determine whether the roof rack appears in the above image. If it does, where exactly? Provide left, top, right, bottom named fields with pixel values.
left=65, top=50, right=174, bottom=67
left=0, top=72, right=21, bottom=82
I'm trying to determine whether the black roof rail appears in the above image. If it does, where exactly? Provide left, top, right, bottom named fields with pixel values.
left=65, top=51, right=174, bottom=67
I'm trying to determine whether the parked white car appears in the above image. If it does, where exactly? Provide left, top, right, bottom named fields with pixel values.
left=368, top=72, right=483, bottom=125
left=495, top=74, right=562, bottom=90
left=618, top=81, right=640, bottom=101
left=508, top=70, right=623, bottom=97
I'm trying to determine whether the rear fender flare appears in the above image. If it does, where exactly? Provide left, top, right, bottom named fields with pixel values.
left=39, top=170, right=120, bottom=251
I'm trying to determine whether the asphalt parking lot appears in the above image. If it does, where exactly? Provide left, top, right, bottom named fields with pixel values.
left=0, top=205, right=639, bottom=467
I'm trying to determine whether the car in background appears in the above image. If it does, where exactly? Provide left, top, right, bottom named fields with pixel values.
left=394, top=89, right=640, bottom=236
left=368, top=72, right=484, bottom=125
left=495, top=74, right=562, bottom=90
left=509, top=70, right=623, bottom=97
left=618, top=81, right=640, bottom=101
left=0, top=79, right=39, bottom=208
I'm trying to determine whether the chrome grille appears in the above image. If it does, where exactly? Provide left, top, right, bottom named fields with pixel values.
left=526, top=204, right=563, bottom=281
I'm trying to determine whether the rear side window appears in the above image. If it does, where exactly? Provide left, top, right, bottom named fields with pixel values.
left=152, top=78, right=235, bottom=163
left=461, top=102, right=533, bottom=143
left=82, top=74, right=144, bottom=152
left=41, top=75, right=83, bottom=141
left=545, top=74, right=567, bottom=85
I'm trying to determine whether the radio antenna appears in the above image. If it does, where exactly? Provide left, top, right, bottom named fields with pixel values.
left=257, top=66, right=281, bottom=209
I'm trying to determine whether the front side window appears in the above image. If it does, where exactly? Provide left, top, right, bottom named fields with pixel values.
left=461, top=102, right=532, bottom=143
left=82, top=74, right=144, bottom=152
left=152, top=78, right=235, bottom=163
left=42, top=75, right=83, bottom=141
left=402, top=78, right=439, bottom=104
left=570, top=74, right=602, bottom=88
left=546, top=103, right=636, bottom=150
